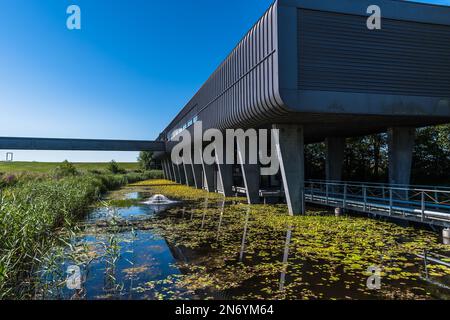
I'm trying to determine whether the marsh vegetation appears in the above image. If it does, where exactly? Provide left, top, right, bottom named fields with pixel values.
left=22, top=180, right=450, bottom=300
left=0, top=162, right=162, bottom=298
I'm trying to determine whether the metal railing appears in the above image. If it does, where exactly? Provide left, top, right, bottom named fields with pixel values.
left=305, top=180, right=450, bottom=226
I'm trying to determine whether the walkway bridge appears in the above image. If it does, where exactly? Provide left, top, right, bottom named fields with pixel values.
left=304, top=180, right=450, bottom=228
left=231, top=180, right=450, bottom=227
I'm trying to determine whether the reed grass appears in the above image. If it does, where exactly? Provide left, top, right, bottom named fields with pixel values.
left=0, top=170, right=162, bottom=298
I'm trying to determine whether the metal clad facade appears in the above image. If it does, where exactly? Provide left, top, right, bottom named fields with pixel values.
left=163, top=3, right=287, bottom=140
left=160, top=0, right=450, bottom=144
left=298, top=9, right=450, bottom=97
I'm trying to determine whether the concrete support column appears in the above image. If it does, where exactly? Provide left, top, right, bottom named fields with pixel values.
left=162, top=159, right=168, bottom=180
left=167, top=159, right=175, bottom=182
left=172, top=162, right=180, bottom=183
left=191, top=162, right=204, bottom=189
left=199, top=147, right=215, bottom=192
left=237, top=140, right=261, bottom=204
left=216, top=146, right=234, bottom=197
left=388, top=127, right=415, bottom=186
left=273, top=124, right=305, bottom=215
left=178, top=164, right=187, bottom=185
left=325, top=137, right=346, bottom=182
left=183, top=162, right=195, bottom=187
left=167, top=158, right=174, bottom=181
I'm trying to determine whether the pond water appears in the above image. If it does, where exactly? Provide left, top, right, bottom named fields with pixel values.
left=35, top=182, right=450, bottom=300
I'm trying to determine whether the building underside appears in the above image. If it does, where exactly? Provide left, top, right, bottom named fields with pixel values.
left=157, top=0, right=450, bottom=215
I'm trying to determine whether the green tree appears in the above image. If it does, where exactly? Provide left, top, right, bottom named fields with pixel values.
left=53, top=160, right=79, bottom=178
left=138, top=151, right=156, bottom=170
left=107, top=160, right=125, bottom=174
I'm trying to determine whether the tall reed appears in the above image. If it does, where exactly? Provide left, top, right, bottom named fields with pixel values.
left=0, top=170, right=161, bottom=298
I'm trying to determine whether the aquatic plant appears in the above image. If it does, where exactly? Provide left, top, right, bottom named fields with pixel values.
left=131, top=180, right=245, bottom=201
left=145, top=197, right=450, bottom=300
left=0, top=171, right=153, bottom=298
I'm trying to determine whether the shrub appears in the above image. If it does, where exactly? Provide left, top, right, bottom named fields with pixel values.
left=107, top=160, right=125, bottom=174
left=138, top=151, right=158, bottom=170
left=52, top=160, right=79, bottom=179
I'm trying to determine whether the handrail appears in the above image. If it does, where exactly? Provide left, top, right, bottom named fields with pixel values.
left=308, top=179, right=450, bottom=192
left=305, top=180, right=450, bottom=226
left=306, top=180, right=450, bottom=194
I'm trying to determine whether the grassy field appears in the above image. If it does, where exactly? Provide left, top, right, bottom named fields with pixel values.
left=0, top=163, right=163, bottom=298
left=0, top=161, right=139, bottom=173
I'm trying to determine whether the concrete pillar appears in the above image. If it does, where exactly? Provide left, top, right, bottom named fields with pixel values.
left=168, top=159, right=174, bottom=181
left=192, top=163, right=203, bottom=189
left=325, top=137, right=346, bottom=182
left=178, top=165, right=186, bottom=185
left=199, top=147, right=216, bottom=192
left=172, top=162, right=180, bottom=183
left=273, top=124, right=305, bottom=215
left=237, top=140, right=261, bottom=204
left=216, top=146, right=234, bottom=197
left=162, top=159, right=168, bottom=180
left=388, top=127, right=415, bottom=186
left=167, top=159, right=175, bottom=182
left=183, top=163, right=195, bottom=187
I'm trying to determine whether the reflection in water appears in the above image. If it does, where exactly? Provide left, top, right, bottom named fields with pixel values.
left=201, top=198, right=208, bottom=229
left=216, top=201, right=225, bottom=241
left=419, top=251, right=450, bottom=291
left=280, top=226, right=292, bottom=292
left=239, top=208, right=250, bottom=262
left=34, top=184, right=450, bottom=300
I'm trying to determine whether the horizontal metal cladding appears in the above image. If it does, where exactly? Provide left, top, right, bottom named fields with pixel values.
left=298, top=9, right=450, bottom=97
left=162, top=2, right=287, bottom=140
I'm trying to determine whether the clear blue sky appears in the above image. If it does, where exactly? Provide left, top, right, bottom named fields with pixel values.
left=0, top=0, right=449, bottom=162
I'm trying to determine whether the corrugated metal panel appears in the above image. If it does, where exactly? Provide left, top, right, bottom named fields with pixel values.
left=162, top=2, right=287, bottom=140
left=298, top=9, right=450, bottom=97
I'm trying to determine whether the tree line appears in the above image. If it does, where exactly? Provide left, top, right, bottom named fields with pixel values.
left=305, top=125, right=450, bottom=185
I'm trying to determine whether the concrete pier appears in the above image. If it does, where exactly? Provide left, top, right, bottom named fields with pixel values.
left=216, top=146, right=234, bottom=197
left=183, top=163, right=195, bottom=187
left=237, top=139, right=261, bottom=204
left=325, top=137, right=346, bottom=182
left=191, top=162, right=204, bottom=189
left=172, top=162, right=180, bottom=183
left=274, top=124, right=305, bottom=215
left=178, top=165, right=186, bottom=185
left=199, top=147, right=216, bottom=192
left=162, top=159, right=168, bottom=180
left=388, top=127, right=415, bottom=186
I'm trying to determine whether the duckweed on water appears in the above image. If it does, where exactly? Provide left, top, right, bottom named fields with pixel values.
left=139, top=180, right=450, bottom=300
left=131, top=180, right=245, bottom=201
left=31, top=180, right=450, bottom=300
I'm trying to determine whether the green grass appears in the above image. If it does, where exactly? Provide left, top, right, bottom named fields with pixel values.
left=0, top=161, right=139, bottom=174
left=0, top=169, right=162, bottom=298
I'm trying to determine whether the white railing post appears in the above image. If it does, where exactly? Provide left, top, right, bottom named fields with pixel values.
left=343, top=183, right=347, bottom=209
left=363, top=185, right=367, bottom=212
left=421, top=191, right=425, bottom=222
left=389, top=188, right=393, bottom=216
left=326, top=183, right=329, bottom=205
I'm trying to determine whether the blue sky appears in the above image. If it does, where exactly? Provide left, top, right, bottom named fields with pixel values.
left=0, top=0, right=449, bottom=162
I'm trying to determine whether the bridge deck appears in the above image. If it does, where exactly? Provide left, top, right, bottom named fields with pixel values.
left=305, top=180, right=450, bottom=228
left=235, top=180, right=450, bottom=227
left=0, top=137, right=165, bottom=152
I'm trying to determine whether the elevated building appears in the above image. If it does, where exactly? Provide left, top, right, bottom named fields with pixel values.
left=157, top=0, right=450, bottom=215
